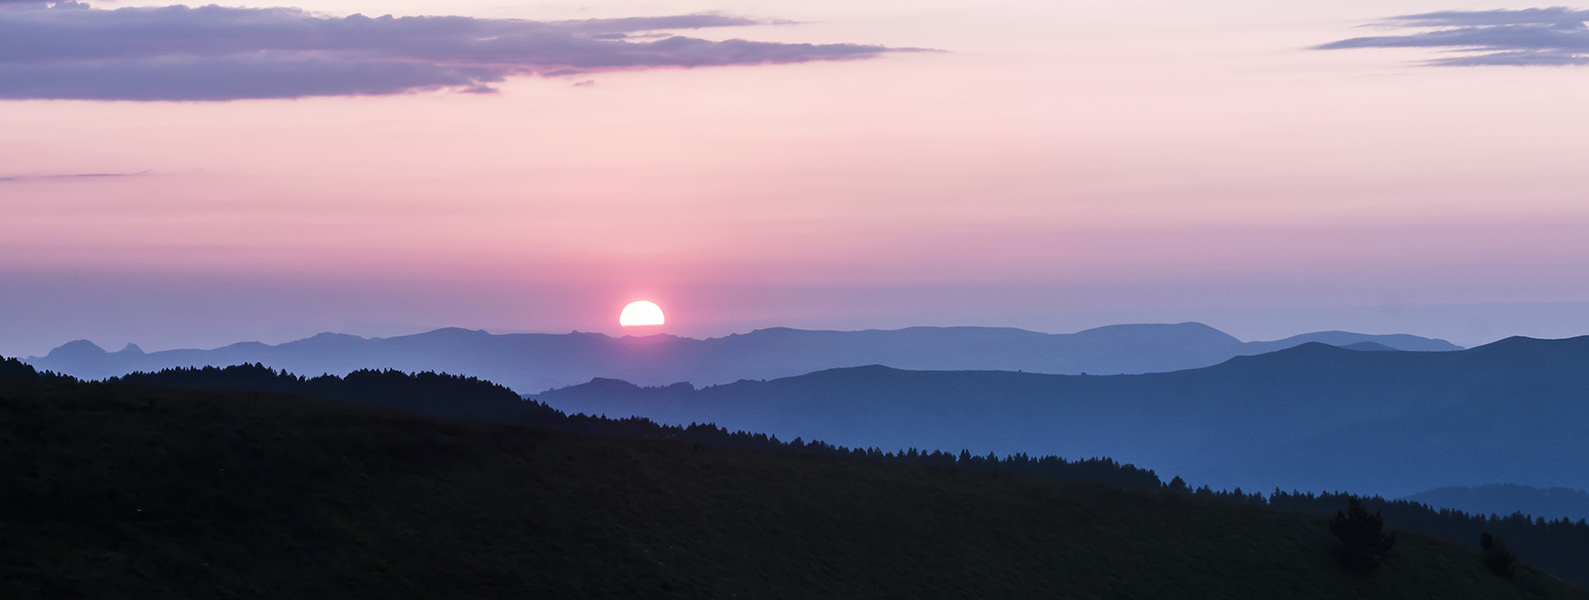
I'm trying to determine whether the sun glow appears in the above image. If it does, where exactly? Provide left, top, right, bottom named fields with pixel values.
left=619, top=301, right=665, bottom=327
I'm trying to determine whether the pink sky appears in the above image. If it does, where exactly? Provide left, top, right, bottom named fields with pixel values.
left=3, top=0, right=1589, bottom=355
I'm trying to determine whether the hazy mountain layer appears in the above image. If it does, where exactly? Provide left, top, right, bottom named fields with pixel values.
left=1405, top=485, right=1589, bottom=523
left=25, top=323, right=1460, bottom=393
left=533, top=336, right=1589, bottom=498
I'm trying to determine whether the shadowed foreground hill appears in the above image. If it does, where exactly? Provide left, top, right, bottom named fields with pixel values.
left=1, top=379, right=1583, bottom=599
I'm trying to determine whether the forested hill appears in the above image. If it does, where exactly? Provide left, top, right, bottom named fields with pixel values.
left=107, top=364, right=527, bottom=423
left=533, top=336, right=1589, bottom=497
left=7, top=355, right=1589, bottom=588
left=2, top=374, right=1584, bottom=599
left=98, top=361, right=1170, bottom=491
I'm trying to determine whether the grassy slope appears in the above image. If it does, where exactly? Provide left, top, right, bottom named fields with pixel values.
left=1, top=380, right=1583, bottom=600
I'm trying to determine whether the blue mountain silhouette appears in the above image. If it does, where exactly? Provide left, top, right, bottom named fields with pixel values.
left=26, top=323, right=1458, bottom=392
left=531, top=336, right=1589, bottom=498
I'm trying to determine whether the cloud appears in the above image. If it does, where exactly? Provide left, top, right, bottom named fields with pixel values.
left=0, top=170, right=151, bottom=182
left=0, top=3, right=908, bottom=101
left=1318, top=7, right=1589, bottom=66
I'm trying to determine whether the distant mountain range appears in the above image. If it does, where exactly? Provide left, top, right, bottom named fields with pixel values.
left=531, top=336, right=1589, bottom=498
left=25, top=323, right=1460, bottom=393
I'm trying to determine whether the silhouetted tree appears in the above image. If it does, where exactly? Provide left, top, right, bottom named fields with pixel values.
left=1329, top=497, right=1397, bottom=573
left=1167, top=476, right=1188, bottom=493
left=1481, top=532, right=1518, bottom=577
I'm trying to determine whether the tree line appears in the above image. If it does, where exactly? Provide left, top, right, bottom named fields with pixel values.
left=93, top=362, right=1169, bottom=491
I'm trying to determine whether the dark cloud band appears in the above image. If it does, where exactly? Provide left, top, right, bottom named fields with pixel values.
left=1318, top=7, right=1589, bottom=66
left=0, top=3, right=904, bottom=100
left=0, top=170, right=150, bottom=182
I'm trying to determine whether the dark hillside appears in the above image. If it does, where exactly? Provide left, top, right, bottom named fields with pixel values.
left=0, top=356, right=75, bottom=384
left=1, top=379, right=1583, bottom=599
left=21, top=358, right=1589, bottom=586
left=97, top=363, right=1170, bottom=491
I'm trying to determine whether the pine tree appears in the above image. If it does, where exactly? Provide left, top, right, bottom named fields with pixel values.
left=1167, top=476, right=1188, bottom=493
left=1481, top=532, right=1518, bottom=577
left=1329, top=497, right=1397, bottom=573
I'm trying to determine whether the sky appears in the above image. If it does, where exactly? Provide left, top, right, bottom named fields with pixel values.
left=4, top=0, right=1589, bottom=356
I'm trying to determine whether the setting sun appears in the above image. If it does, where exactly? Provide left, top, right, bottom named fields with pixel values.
left=619, top=301, right=665, bottom=327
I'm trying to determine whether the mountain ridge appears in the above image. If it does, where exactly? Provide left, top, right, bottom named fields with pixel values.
left=26, top=322, right=1461, bottom=393
left=532, top=335, right=1589, bottom=497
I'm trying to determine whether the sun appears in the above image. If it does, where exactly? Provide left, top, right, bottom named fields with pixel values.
left=619, top=300, right=665, bottom=327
